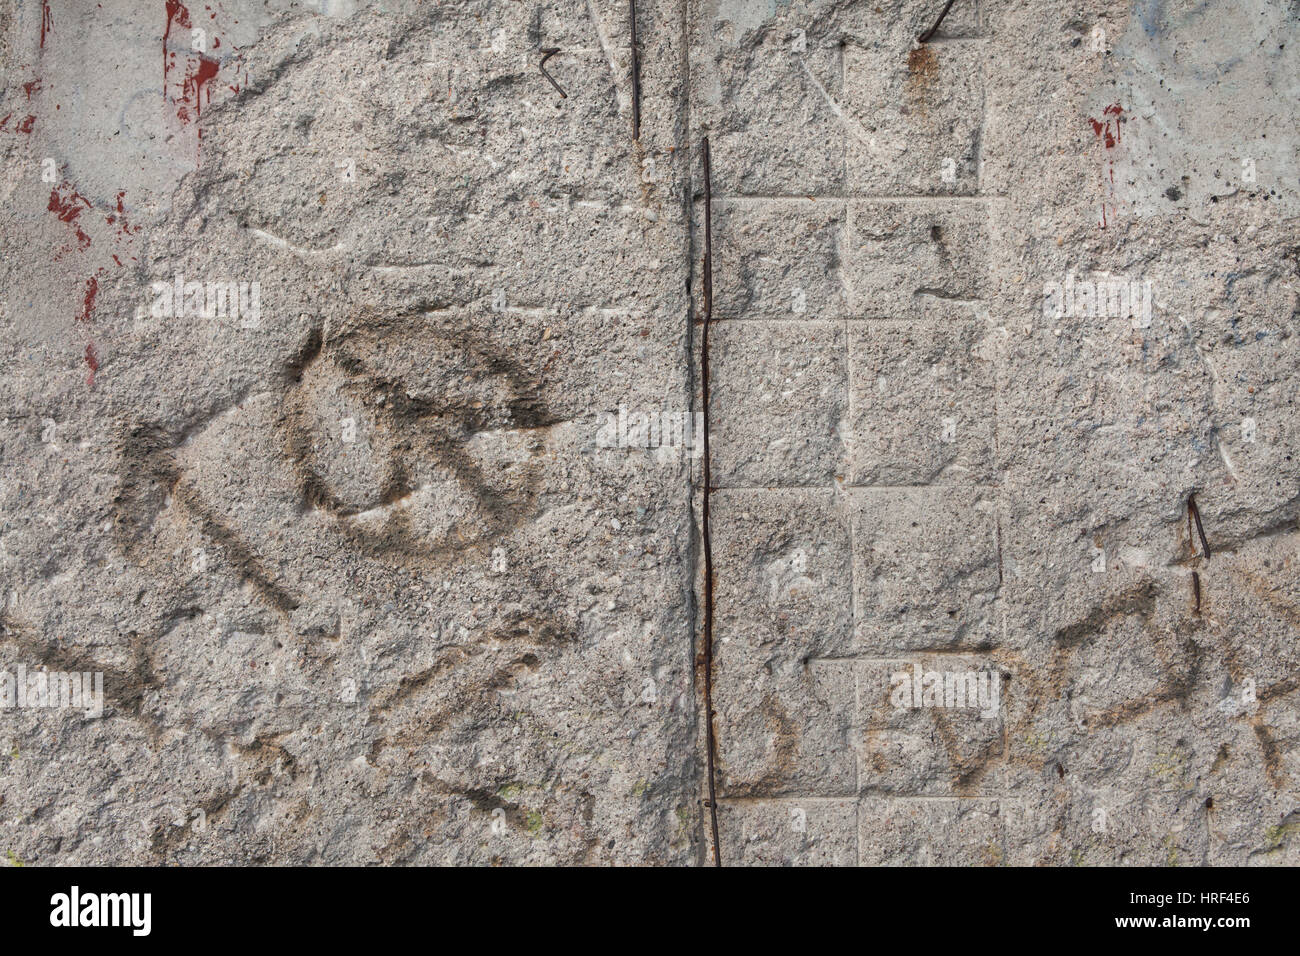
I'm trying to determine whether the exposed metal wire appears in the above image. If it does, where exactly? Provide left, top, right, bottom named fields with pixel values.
left=917, top=0, right=960, bottom=43
left=1188, top=492, right=1211, bottom=561
left=539, top=48, right=567, bottom=99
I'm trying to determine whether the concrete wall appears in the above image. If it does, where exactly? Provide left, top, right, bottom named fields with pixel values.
left=0, top=0, right=1296, bottom=865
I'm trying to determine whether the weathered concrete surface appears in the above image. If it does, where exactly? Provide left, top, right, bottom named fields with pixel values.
left=694, top=0, right=1299, bottom=867
left=1, top=0, right=697, bottom=865
left=0, top=0, right=1297, bottom=866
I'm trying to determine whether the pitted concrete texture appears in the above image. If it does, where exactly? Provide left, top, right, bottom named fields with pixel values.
left=0, top=0, right=1297, bottom=866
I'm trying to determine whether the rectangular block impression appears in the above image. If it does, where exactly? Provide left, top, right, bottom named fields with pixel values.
left=709, top=199, right=848, bottom=320
left=844, top=39, right=984, bottom=196
left=692, top=31, right=847, bottom=196
left=713, top=657, right=856, bottom=798
left=712, top=489, right=854, bottom=658
left=717, top=798, right=857, bottom=866
left=859, top=797, right=1005, bottom=866
left=710, top=489, right=855, bottom=798
left=851, top=488, right=1001, bottom=652
left=845, top=200, right=989, bottom=316
left=709, top=322, right=848, bottom=487
left=857, top=657, right=1006, bottom=797
left=848, top=321, right=996, bottom=485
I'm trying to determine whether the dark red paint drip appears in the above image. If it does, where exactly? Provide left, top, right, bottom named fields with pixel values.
left=185, top=53, right=220, bottom=119
left=1103, top=102, right=1124, bottom=142
left=1089, top=103, right=1124, bottom=149
left=40, top=1, right=52, bottom=48
left=165, top=0, right=221, bottom=128
left=84, top=342, right=99, bottom=387
left=23, top=79, right=41, bottom=99
left=45, top=176, right=140, bottom=383
left=1088, top=104, right=1126, bottom=229
left=164, top=0, right=192, bottom=87
left=78, top=275, right=99, bottom=323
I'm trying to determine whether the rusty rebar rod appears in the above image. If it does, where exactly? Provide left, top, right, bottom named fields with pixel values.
left=918, top=0, right=960, bottom=43
left=538, top=48, right=567, bottom=98
left=630, top=0, right=641, bottom=139
left=700, top=136, right=720, bottom=867
left=1188, top=492, right=1211, bottom=561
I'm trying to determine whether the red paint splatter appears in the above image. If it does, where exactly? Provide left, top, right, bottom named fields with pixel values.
left=1089, top=103, right=1124, bottom=149
left=44, top=179, right=140, bottom=384
left=23, top=79, right=41, bottom=99
left=105, top=190, right=143, bottom=239
left=1, top=113, right=37, bottom=134
left=40, top=1, right=52, bottom=48
left=78, top=275, right=99, bottom=323
left=1088, top=104, right=1126, bottom=229
left=185, top=53, right=220, bottom=119
left=84, top=342, right=99, bottom=387
left=164, top=0, right=192, bottom=85
left=165, top=1, right=222, bottom=131
left=48, top=183, right=93, bottom=249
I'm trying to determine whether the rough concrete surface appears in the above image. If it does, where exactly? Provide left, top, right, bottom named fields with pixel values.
left=0, top=0, right=1296, bottom=866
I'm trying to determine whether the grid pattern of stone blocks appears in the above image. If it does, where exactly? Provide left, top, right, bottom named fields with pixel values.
left=694, top=0, right=1003, bottom=864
